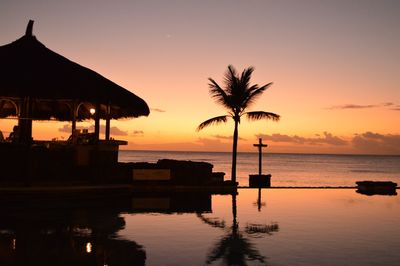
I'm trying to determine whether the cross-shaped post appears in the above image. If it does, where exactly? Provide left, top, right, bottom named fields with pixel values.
left=253, top=138, right=268, bottom=175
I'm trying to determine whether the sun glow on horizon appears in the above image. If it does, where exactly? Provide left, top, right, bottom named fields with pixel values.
left=0, top=1, right=399, bottom=154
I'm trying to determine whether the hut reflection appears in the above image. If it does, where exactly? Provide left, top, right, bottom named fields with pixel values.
left=130, top=192, right=212, bottom=213
left=0, top=196, right=146, bottom=266
left=0, top=192, right=215, bottom=265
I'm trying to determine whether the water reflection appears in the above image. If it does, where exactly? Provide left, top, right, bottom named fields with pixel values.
left=0, top=192, right=214, bottom=265
left=253, top=188, right=266, bottom=211
left=0, top=191, right=280, bottom=265
left=200, top=194, right=279, bottom=266
left=130, top=192, right=212, bottom=213
left=0, top=196, right=146, bottom=266
left=356, top=189, right=397, bottom=196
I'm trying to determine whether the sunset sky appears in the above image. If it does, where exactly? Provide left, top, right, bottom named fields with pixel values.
left=1, top=0, right=399, bottom=154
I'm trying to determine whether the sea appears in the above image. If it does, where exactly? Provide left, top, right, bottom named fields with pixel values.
left=1, top=151, right=399, bottom=265
left=119, top=150, right=400, bottom=187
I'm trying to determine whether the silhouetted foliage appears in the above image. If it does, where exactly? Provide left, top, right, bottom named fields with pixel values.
left=205, top=227, right=266, bottom=266
left=198, top=194, right=279, bottom=266
left=197, top=65, right=280, bottom=182
left=196, top=213, right=226, bottom=228
left=245, top=223, right=279, bottom=236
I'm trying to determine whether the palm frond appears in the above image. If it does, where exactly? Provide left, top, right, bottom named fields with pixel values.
left=197, top=115, right=229, bottom=131
left=208, top=78, right=232, bottom=110
left=242, top=82, right=273, bottom=109
left=240, top=67, right=254, bottom=88
left=245, top=111, right=280, bottom=122
left=225, top=65, right=238, bottom=95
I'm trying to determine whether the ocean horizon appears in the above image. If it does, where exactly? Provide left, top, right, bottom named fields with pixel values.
left=119, top=150, right=400, bottom=187
left=121, top=148, right=400, bottom=157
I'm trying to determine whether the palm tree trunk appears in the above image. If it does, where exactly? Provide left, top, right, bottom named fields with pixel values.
left=232, top=193, right=237, bottom=233
left=231, top=118, right=239, bottom=183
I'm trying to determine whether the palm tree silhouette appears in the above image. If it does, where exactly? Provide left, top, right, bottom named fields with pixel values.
left=197, top=65, right=280, bottom=183
left=200, top=194, right=278, bottom=265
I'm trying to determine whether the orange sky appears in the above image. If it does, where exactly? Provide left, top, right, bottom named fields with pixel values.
left=1, top=1, right=400, bottom=154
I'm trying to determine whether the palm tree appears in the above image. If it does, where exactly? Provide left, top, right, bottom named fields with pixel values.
left=197, top=65, right=280, bottom=183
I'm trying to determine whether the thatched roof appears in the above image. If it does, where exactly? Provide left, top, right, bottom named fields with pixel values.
left=0, top=20, right=150, bottom=121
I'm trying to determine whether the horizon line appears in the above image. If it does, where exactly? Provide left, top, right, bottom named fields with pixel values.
left=120, top=149, right=400, bottom=157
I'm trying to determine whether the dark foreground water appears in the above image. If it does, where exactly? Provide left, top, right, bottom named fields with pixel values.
left=119, top=150, right=400, bottom=187
left=0, top=189, right=399, bottom=265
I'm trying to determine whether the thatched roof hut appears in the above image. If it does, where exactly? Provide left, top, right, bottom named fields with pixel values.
left=0, top=20, right=149, bottom=142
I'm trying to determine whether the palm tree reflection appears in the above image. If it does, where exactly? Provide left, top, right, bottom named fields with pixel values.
left=199, top=193, right=279, bottom=265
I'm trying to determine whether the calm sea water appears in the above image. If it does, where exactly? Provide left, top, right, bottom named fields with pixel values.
left=1, top=189, right=399, bottom=265
left=2, top=151, right=398, bottom=265
left=119, top=150, right=400, bottom=187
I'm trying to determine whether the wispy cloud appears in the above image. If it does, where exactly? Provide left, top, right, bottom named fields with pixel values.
left=256, top=131, right=400, bottom=154
left=382, top=102, right=395, bottom=106
left=59, top=124, right=72, bottom=133
left=212, top=134, right=246, bottom=141
left=391, top=104, right=400, bottom=111
left=132, top=130, right=144, bottom=136
left=107, top=126, right=129, bottom=136
left=327, top=102, right=398, bottom=110
left=151, top=108, right=166, bottom=113
left=327, top=104, right=377, bottom=110
left=256, top=132, right=348, bottom=146
left=58, top=124, right=128, bottom=136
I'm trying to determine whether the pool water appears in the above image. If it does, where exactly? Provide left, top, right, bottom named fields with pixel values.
left=0, top=189, right=399, bottom=265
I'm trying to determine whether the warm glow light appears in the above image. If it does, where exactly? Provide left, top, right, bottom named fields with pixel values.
left=1, top=2, right=399, bottom=155
left=86, top=242, right=92, bottom=253
left=12, top=238, right=16, bottom=250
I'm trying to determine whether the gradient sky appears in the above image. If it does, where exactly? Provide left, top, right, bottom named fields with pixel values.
left=1, top=0, right=399, bottom=154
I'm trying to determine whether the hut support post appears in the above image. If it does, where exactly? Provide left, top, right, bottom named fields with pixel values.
left=105, top=104, right=110, bottom=140
left=71, top=117, right=76, bottom=132
left=94, top=102, right=100, bottom=141
left=18, top=97, right=32, bottom=144
left=72, top=101, right=77, bottom=132
left=71, top=101, right=77, bottom=143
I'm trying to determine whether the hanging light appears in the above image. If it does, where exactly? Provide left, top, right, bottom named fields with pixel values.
left=86, top=242, right=92, bottom=253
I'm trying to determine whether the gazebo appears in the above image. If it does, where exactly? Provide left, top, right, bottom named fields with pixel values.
left=0, top=21, right=149, bottom=182
left=0, top=20, right=149, bottom=144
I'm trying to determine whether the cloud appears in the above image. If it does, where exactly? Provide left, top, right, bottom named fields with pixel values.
left=151, top=108, right=166, bottom=113
left=128, top=138, right=234, bottom=152
left=196, top=138, right=232, bottom=150
left=58, top=124, right=72, bottom=133
left=327, top=102, right=399, bottom=110
left=256, top=132, right=348, bottom=146
left=58, top=124, right=128, bottom=136
left=383, top=102, right=395, bottom=106
left=107, top=126, right=128, bottom=136
left=327, top=104, right=377, bottom=110
left=132, top=130, right=144, bottom=136
left=391, top=105, right=400, bottom=111
left=351, top=132, right=400, bottom=154
left=212, top=134, right=246, bottom=141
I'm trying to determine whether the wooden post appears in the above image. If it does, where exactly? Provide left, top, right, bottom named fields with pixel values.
left=257, top=187, right=262, bottom=211
left=94, top=102, right=100, bottom=142
left=105, top=103, right=110, bottom=141
left=71, top=101, right=77, bottom=132
left=18, top=97, right=32, bottom=144
left=253, top=138, right=268, bottom=175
